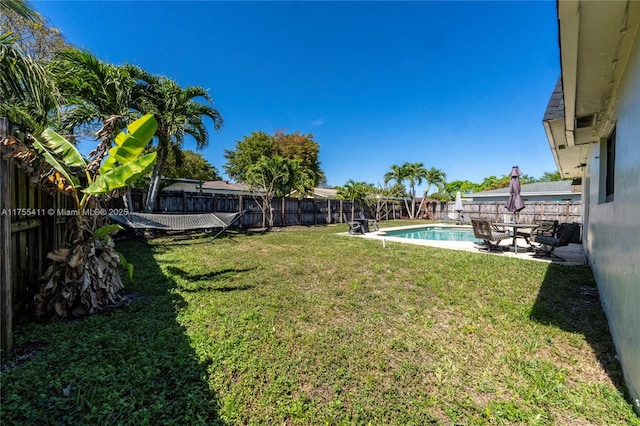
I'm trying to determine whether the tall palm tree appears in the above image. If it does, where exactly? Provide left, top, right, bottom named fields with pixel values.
left=338, top=179, right=369, bottom=220
left=384, top=164, right=410, bottom=218
left=384, top=162, right=428, bottom=219
left=423, top=167, right=447, bottom=197
left=403, top=162, right=429, bottom=219
left=49, top=49, right=139, bottom=170
left=417, top=167, right=447, bottom=216
left=131, top=70, right=223, bottom=212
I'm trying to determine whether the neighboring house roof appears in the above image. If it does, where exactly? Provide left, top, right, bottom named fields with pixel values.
left=164, top=179, right=338, bottom=198
left=200, top=180, right=250, bottom=192
left=312, top=188, right=338, bottom=198
left=162, top=179, right=252, bottom=195
left=469, top=181, right=577, bottom=198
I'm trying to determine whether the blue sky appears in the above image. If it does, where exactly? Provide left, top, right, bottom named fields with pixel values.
left=34, top=1, right=560, bottom=193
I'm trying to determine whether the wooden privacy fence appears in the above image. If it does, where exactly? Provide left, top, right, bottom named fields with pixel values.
left=422, top=200, right=582, bottom=224
left=114, top=190, right=407, bottom=228
left=1, top=118, right=70, bottom=354
left=117, top=191, right=581, bottom=228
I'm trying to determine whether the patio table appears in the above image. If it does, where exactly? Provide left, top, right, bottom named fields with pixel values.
left=492, top=223, right=539, bottom=254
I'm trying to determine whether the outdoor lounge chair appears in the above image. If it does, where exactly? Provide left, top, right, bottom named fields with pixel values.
left=359, top=212, right=379, bottom=231
left=343, top=213, right=364, bottom=235
left=471, top=219, right=510, bottom=252
left=515, top=219, right=558, bottom=247
left=460, top=213, right=472, bottom=225
left=532, top=222, right=580, bottom=261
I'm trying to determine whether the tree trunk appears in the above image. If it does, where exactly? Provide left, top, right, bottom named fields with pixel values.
left=144, top=149, right=167, bottom=213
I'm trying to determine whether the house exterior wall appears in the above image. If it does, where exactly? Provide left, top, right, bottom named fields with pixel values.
left=584, top=35, right=640, bottom=408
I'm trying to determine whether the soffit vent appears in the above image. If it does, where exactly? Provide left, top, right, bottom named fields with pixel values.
left=576, top=114, right=597, bottom=128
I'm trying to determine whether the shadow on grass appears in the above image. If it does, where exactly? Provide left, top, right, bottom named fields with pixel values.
left=166, top=266, right=257, bottom=293
left=530, top=263, right=629, bottom=399
left=0, top=239, right=225, bottom=425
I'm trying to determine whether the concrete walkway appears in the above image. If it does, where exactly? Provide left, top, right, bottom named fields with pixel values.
left=346, top=223, right=587, bottom=266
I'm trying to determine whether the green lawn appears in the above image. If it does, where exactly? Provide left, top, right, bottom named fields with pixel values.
left=1, top=221, right=638, bottom=425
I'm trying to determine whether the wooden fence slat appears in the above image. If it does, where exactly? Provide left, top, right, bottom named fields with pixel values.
left=1, top=118, right=13, bottom=354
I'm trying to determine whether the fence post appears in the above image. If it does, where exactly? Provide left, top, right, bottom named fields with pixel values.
left=1, top=117, right=13, bottom=354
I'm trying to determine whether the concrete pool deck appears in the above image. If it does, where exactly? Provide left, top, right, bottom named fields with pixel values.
left=344, top=223, right=587, bottom=266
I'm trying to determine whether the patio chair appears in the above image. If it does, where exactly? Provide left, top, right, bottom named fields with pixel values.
left=471, top=219, right=510, bottom=252
left=515, top=219, right=558, bottom=247
left=343, top=213, right=363, bottom=235
left=460, top=213, right=472, bottom=225
left=440, top=212, right=455, bottom=223
left=532, top=222, right=580, bottom=261
left=359, top=212, right=379, bottom=231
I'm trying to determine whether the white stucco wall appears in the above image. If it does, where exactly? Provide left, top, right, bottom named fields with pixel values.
left=584, top=36, right=640, bottom=408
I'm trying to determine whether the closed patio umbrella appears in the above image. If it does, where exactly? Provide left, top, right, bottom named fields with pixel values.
left=505, top=166, right=525, bottom=222
left=454, top=191, right=463, bottom=224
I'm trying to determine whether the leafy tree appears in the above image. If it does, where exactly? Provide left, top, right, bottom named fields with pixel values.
left=223, top=131, right=273, bottom=182
left=273, top=130, right=324, bottom=186
left=436, top=180, right=478, bottom=201
left=0, top=1, right=69, bottom=61
left=538, top=170, right=563, bottom=182
left=245, top=155, right=314, bottom=228
left=477, top=175, right=510, bottom=191
left=224, top=130, right=324, bottom=186
left=131, top=70, right=223, bottom=212
left=162, top=149, right=221, bottom=181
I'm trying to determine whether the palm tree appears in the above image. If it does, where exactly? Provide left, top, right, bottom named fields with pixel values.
left=417, top=167, right=447, bottom=216
left=131, top=70, right=223, bottom=212
left=384, top=164, right=410, bottom=217
left=49, top=49, right=140, bottom=170
left=338, top=180, right=369, bottom=220
left=0, top=32, right=59, bottom=131
left=1, top=0, right=59, bottom=132
left=423, top=167, right=447, bottom=198
left=384, top=162, right=428, bottom=219
left=403, top=162, right=429, bottom=219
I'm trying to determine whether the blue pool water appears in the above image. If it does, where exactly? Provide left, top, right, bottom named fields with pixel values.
left=384, top=226, right=482, bottom=242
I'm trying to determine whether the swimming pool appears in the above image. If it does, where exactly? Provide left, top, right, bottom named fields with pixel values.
left=383, top=226, right=482, bottom=242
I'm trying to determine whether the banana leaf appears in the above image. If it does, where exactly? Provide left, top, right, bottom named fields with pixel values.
left=118, top=252, right=134, bottom=281
left=39, top=128, right=88, bottom=168
left=100, top=114, right=157, bottom=174
left=94, top=224, right=125, bottom=239
left=32, top=139, right=81, bottom=188
left=83, top=152, right=157, bottom=194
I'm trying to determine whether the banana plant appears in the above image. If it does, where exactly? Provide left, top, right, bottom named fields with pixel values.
left=35, top=113, right=157, bottom=208
left=29, top=114, right=158, bottom=318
